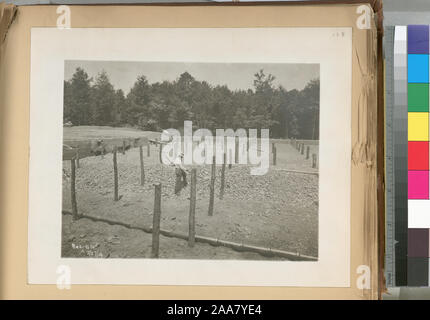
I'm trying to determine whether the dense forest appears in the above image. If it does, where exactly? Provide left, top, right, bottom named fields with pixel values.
left=63, top=67, right=320, bottom=139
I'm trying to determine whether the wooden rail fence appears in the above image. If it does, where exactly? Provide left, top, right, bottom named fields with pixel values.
left=63, top=136, right=319, bottom=261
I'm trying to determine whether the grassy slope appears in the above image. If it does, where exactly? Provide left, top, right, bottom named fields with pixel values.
left=63, top=126, right=161, bottom=141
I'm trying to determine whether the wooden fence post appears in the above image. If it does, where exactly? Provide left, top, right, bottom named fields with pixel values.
left=151, top=183, right=162, bottom=258
left=306, top=146, right=310, bottom=160
left=70, top=158, right=78, bottom=220
left=147, top=144, right=150, bottom=157
left=228, top=149, right=232, bottom=169
left=235, top=140, right=239, bottom=164
left=159, top=144, right=163, bottom=164
left=220, top=152, right=226, bottom=199
left=76, top=149, right=80, bottom=168
left=208, top=155, right=216, bottom=216
left=174, top=168, right=182, bottom=195
left=273, top=144, right=277, bottom=166
left=139, top=146, right=145, bottom=186
left=113, top=147, right=119, bottom=201
left=188, top=169, right=196, bottom=247
left=312, top=153, right=317, bottom=168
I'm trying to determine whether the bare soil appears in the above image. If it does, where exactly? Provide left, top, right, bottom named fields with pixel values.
left=62, top=130, right=319, bottom=261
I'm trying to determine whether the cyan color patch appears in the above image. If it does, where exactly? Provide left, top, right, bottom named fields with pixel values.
left=408, top=54, right=429, bottom=83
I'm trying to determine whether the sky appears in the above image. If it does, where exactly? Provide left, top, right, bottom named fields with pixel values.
left=64, top=61, right=319, bottom=94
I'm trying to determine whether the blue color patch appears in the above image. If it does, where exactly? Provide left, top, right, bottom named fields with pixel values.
left=408, top=54, right=429, bottom=83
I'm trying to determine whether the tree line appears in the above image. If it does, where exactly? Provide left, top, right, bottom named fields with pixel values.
left=64, top=67, right=319, bottom=139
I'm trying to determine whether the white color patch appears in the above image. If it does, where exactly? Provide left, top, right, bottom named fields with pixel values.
left=408, top=200, right=430, bottom=228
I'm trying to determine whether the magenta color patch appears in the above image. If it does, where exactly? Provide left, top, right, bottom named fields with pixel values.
left=408, top=171, right=430, bottom=199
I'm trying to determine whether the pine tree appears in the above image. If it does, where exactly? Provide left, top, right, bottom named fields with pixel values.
left=91, top=71, right=116, bottom=125
left=63, top=67, right=92, bottom=125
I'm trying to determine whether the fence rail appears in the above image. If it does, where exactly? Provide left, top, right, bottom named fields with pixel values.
left=62, top=210, right=317, bottom=261
left=63, top=136, right=149, bottom=161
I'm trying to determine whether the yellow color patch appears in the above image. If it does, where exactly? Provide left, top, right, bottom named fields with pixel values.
left=408, top=112, right=429, bottom=141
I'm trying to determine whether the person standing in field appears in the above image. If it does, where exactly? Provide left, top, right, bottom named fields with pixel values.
left=161, top=129, right=187, bottom=194
left=173, top=152, right=188, bottom=194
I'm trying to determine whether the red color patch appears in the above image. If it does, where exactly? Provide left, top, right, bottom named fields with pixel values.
left=409, top=141, right=429, bottom=170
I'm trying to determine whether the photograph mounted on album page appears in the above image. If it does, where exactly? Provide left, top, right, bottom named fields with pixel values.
left=0, top=4, right=380, bottom=299
left=29, top=26, right=350, bottom=287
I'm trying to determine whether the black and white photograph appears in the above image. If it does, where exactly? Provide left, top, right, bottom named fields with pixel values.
left=61, top=61, right=320, bottom=261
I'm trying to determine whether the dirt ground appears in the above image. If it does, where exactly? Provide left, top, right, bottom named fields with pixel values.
left=62, top=136, right=319, bottom=260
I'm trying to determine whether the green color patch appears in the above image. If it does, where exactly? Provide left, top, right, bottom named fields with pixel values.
left=408, top=83, right=429, bottom=112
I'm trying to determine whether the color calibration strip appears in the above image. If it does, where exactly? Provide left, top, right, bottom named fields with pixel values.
left=407, top=25, right=430, bottom=286
left=393, top=26, right=408, bottom=286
